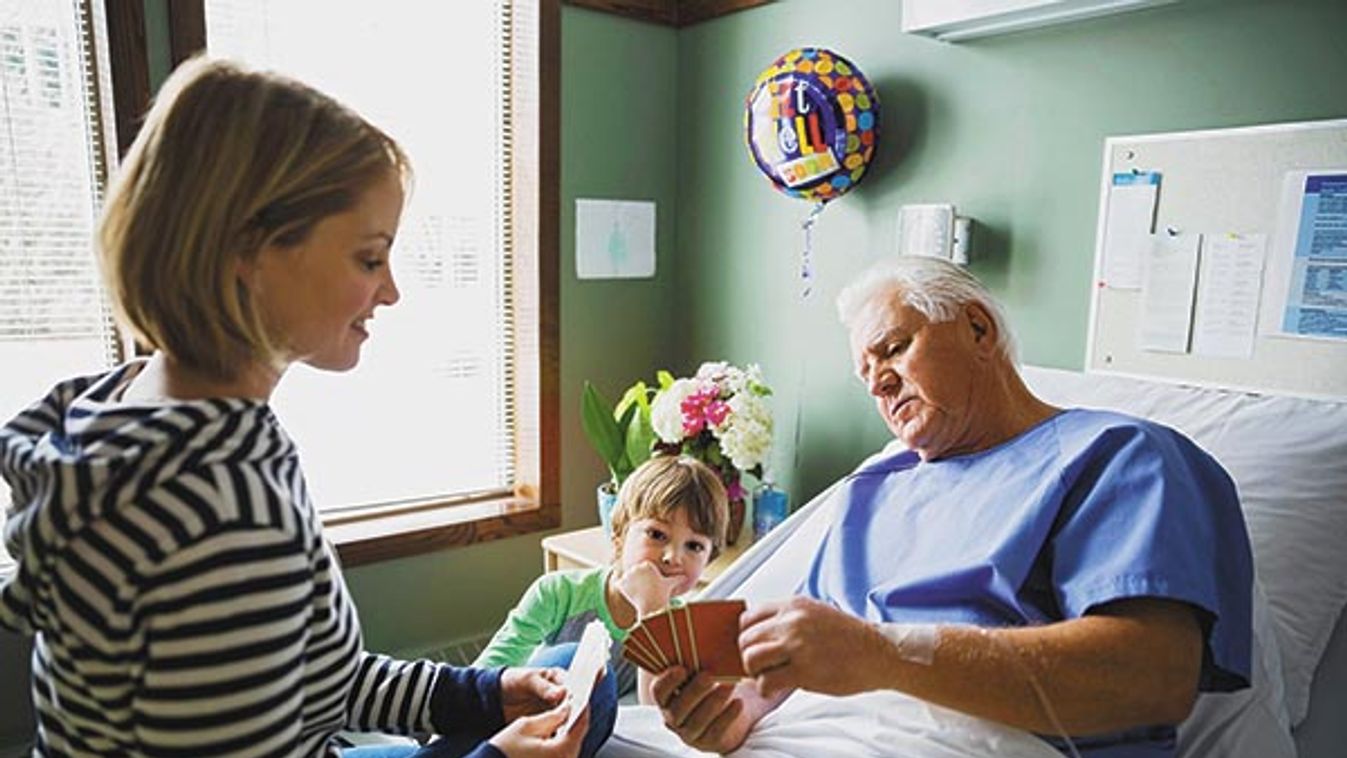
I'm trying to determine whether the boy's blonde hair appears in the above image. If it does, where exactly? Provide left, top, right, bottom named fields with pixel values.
left=611, top=455, right=729, bottom=561
left=98, top=56, right=410, bottom=380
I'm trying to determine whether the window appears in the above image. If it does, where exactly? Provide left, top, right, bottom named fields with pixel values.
left=0, top=1, right=557, bottom=571
left=200, top=1, right=559, bottom=562
left=0, top=0, right=120, bottom=572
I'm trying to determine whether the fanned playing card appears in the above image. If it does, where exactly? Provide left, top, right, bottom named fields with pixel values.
left=619, top=599, right=747, bottom=680
left=682, top=600, right=746, bottom=678
left=621, top=629, right=660, bottom=672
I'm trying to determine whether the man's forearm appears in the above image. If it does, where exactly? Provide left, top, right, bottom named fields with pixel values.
left=875, top=601, right=1201, bottom=735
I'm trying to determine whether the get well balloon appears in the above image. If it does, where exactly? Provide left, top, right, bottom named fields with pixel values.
left=744, top=47, right=879, bottom=204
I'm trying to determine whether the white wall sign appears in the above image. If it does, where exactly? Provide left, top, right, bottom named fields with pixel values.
left=576, top=198, right=656, bottom=280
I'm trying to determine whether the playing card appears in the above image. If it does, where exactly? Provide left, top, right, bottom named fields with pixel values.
left=627, top=621, right=664, bottom=669
left=639, top=610, right=681, bottom=669
left=561, top=620, right=611, bottom=734
left=684, top=600, right=747, bottom=679
left=672, top=605, right=698, bottom=670
left=621, top=633, right=661, bottom=673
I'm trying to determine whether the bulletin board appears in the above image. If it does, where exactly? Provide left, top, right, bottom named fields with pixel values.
left=1086, top=118, right=1347, bottom=399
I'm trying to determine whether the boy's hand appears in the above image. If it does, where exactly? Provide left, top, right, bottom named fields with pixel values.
left=617, top=560, right=682, bottom=616
left=501, top=666, right=566, bottom=722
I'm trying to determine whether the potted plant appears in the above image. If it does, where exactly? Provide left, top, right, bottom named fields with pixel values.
left=580, top=375, right=665, bottom=534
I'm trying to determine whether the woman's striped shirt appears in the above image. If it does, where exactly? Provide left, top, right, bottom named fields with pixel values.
left=0, top=363, right=503, bottom=757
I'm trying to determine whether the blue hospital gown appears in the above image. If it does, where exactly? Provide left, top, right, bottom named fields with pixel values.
left=802, top=409, right=1253, bottom=757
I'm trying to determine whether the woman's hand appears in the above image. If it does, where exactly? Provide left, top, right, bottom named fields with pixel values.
left=500, top=667, right=567, bottom=722
left=616, top=560, right=681, bottom=616
left=488, top=702, right=589, bottom=758
left=649, top=667, right=756, bottom=754
left=739, top=597, right=889, bottom=698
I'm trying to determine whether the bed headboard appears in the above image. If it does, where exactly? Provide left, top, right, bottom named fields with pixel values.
left=1020, top=365, right=1347, bottom=756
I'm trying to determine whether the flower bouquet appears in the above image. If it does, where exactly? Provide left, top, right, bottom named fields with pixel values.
left=650, top=362, right=774, bottom=544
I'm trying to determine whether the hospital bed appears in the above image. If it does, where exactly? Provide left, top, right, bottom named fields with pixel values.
left=600, top=366, right=1347, bottom=757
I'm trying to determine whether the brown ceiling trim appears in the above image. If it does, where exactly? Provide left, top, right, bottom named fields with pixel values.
left=675, top=0, right=772, bottom=27
left=563, top=0, right=770, bottom=27
left=565, top=0, right=677, bottom=26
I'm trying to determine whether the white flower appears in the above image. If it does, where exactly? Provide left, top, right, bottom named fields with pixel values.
left=716, top=392, right=774, bottom=471
left=695, top=361, right=730, bottom=382
left=651, top=378, right=697, bottom=443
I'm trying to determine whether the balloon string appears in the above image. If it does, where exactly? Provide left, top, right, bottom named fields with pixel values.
left=799, top=202, right=824, bottom=300
left=788, top=202, right=825, bottom=505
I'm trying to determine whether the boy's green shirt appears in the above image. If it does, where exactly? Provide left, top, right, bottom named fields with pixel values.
left=476, top=566, right=630, bottom=667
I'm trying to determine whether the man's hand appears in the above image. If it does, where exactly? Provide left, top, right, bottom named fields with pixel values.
left=650, top=667, right=766, bottom=754
left=739, top=597, right=892, bottom=698
left=616, top=560, right=682, bottom=616
left=500, top=666, right=567, bottom=722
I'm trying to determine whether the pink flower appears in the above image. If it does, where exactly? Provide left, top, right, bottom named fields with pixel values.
left=725, top=479, right=745, bottom=503
left=680, top=395, right=706, bottom=436
left=680, top=385, right=723, bottom=437
left=705, top=400, right=731, bottom=428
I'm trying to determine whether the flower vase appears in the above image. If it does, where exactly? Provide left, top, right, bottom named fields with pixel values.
left=597, top=482, right=618, bottom=538
left=725, top=496, right=747, bottom=546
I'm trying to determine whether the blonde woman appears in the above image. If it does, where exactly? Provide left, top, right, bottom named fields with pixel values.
left=0, top=58, right=585, bottom=758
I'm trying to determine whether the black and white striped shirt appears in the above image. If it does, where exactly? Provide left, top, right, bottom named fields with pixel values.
left=0, top=363, right=503, bottom=757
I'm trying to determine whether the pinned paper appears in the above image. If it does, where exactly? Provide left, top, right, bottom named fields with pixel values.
left=1100, top=172, right=1161, bottom=290
left=576, top=199, right=656, bottom=279
left=1192, top=233, right=1267, bottom=358
left=1139, top=231, right=1200, bottom=353
left=1264, top=171, right=1347, bottom=341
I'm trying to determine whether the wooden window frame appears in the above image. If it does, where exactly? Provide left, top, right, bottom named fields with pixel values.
left=107, top=0, right=561, bottom=566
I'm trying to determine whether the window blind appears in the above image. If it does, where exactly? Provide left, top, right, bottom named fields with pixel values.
left=204, top=1, right=529, bottom=512
left=0, top=0, right=117, bottom=571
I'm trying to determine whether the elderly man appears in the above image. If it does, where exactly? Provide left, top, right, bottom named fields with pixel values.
left=651, top=258, right=1253, bottom=757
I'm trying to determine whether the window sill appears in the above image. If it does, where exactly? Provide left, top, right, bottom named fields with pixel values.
left=0, top=495, right=560, bottom=578
left=323, top=492, right=561, bottom=567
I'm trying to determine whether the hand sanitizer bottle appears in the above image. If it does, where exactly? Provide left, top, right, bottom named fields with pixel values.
left=752, top=479, right=789, bottom=542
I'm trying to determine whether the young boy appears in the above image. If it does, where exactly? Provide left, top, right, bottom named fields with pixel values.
left=475, top=455, right=729, bottom=756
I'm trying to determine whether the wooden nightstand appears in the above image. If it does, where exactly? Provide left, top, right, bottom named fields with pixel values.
left=541, top=525, right=753, bottom=592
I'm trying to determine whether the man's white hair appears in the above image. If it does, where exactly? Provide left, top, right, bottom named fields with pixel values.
left=836, top=257, right=1018, bottom=363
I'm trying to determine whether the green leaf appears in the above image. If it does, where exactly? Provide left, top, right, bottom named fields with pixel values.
left=656, top=370, right=675, bottom=390
left=625, top=406, right=655, bottom=469
left=616, top=380, right=654, bottom=470
left=704, top=443, right=724, bottom=467
left=612, top=403, right=638, bottom=481
left=615, top=380, right=648, bottom=419
left=581, top=382, right=625, bottom=480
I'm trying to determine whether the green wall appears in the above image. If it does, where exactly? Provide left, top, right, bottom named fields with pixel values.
left=672, top=0, right=1347, bottom=501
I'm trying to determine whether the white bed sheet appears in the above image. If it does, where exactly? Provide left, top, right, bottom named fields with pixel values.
left=605, top=690, right=1061, bottom=758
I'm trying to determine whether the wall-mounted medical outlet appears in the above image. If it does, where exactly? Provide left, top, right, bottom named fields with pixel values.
left=897, top=203, right=972, bottom=265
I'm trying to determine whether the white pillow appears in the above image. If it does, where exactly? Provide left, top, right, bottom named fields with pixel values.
left=1177, top=580, right=1294, bottom=757
left=1021, top=366, right=1347, bottom=727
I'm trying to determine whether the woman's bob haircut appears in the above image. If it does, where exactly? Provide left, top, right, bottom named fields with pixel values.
left=98, top=56, right=410, bottom=380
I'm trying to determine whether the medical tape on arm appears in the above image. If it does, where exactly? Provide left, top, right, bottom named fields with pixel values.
left=874, top=622, right=939, bottom=665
